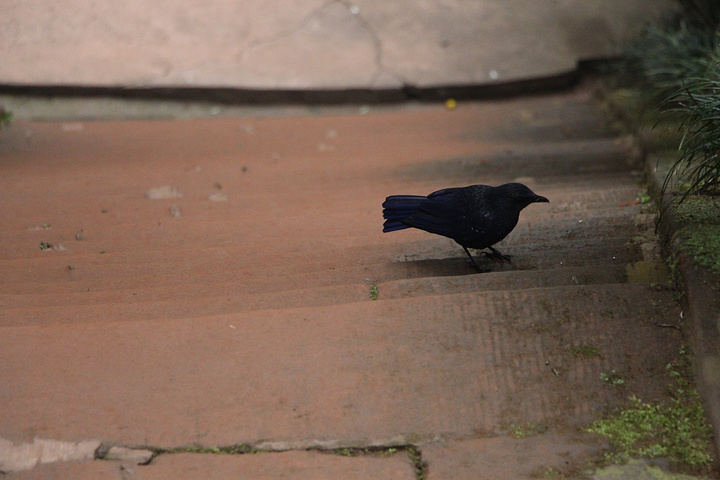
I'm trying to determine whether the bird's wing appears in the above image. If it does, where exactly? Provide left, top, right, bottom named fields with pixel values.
left=422, top=186, right=500, bottom=248
left=403, top=188, right=463, bottom=238
left=427, top=187, right=461, bottom=199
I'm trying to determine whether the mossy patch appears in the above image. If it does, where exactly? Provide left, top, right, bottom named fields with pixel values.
left=587, top=394, right=712, bottom=468
left=508, top=421, right=547, bottom=439
left=586, top=348, right=714, bottom=470
left=164, top=443, right=257, bottom=455
left=674, top=197, right=720, bottom=226
left=678, top=224, right=720, bottom=276
left=0, top=107, right=11, bottom=128
left=626, top=260, right=670, bottom=285
left=571, top=344, right=602, bottom=359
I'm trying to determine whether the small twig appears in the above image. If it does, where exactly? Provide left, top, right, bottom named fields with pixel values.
left=655, top=323, right=682, bottom=331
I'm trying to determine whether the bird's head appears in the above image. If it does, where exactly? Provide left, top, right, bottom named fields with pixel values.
left=497, top=183, right=549, bottom=207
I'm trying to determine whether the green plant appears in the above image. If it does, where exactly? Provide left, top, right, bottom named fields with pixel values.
left=676, top=0, right=720, bottom=31
left=660, top=66, right=720, bottom=203
left=531, top=466, right=564, bottom=479
left=600, top=370, right=626, bottom=387
left=679, top=224, right=720, bottom=274
left=324, top=445, right=426, bottom=479
left=0, top=107, right=11, bottom=128
left=621, top=0, right=720, bottom=97
left=330, top=446, right=399, bottom=457
left=674, top=195, right=720, bottom=224
left=615, top=1, right=720, bottom=204
left=588, top=393, right=712, bottom=468
left=586, top=347, right=713, bottom=469
left=165, top=443, right=257, bottom=455
left=571, top=344, right=601, bottom=358
left=407, top=445, right=427, bottom=480
left=369, top=285, right=379, bottom=301
left=509, top=421, right=546, bottom=439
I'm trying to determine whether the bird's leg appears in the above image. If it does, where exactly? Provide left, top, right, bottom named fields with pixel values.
left=461, top=246, right=487, bottom=272
left=487, top=246, right=510, bottom=261
left=484, top=247, right=520, bottom=269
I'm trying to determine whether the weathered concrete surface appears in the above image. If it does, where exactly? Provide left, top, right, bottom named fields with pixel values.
left=0, top=438, right=100, bottom=473
left=680, top=261, right=720, bottom=464
left=103, top=446, right=154, bottom=465
left=0, top=86, right=696, bottom=476
left=4, top=450, right=416, bottom=480
left=422, top=433, right=603, bottom=479
left=1, top=1, right=675, bottom=89
left=590, top=459, right=706, bottom=480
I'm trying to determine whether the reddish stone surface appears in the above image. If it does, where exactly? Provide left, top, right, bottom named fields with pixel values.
left=0, top=87, right=687, bottom=475
left=6, top=451, right=416, bottom=480
left=422, top=433, right=603, bottom=479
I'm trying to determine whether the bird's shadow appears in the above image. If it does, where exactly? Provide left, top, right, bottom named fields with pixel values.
left=392, top=256, right=509, bottom=277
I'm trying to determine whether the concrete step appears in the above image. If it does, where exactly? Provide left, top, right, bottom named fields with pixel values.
left=0, top=261, right=629, bottom=316
left=0, top=282, right=680, bottom=447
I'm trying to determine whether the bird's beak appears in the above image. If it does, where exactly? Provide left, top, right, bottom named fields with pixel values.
left=535, top=195, right=549, bottom=203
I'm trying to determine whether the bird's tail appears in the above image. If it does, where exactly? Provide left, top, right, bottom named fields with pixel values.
left=382, top=195, right=425, bottom=232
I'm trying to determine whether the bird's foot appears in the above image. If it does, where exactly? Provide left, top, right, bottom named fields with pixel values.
left=461, top=246, right=490, bottom=273
left=483, top=248, right=520, bottom=269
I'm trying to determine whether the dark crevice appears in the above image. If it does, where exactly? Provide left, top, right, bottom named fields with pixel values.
left=0, top=61, right=618, bottom=107
left=110, top=442, right=428, bottom=479
left=313, top=444, right=427, bottom=480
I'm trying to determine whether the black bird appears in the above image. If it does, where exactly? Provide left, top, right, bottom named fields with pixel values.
left=382, top=183, right=549, bottom=271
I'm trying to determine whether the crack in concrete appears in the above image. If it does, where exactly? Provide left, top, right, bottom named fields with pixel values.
left=239, top=0, right=406, bottom=88
left=337, top=0, right=383, bottom=85
left=0, top=434, right=427, bottom=479
left=0, top=437, right=428, bottom=479
left=244, top=0, right=339, bottom=49
left=335, top=0, right=408, bottom=88
left=143, top=442, right=428, bottom=480
left=313, top=444, right=427, bottom=479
